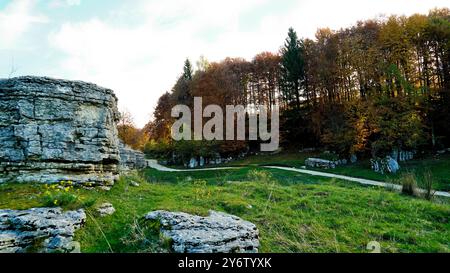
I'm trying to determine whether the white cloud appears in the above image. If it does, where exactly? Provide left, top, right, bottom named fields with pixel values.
left=0, top=0, right=48, bottom=49
left=48, top=0, right=81, bottom=8
left=48, top=0, right=449, bottom=127
left=67, top=0, right=81, bottom=6
left=48, top=0, right=270, bottom=127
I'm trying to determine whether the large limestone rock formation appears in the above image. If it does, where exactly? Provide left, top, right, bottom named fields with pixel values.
left=0, top=76, right=121, bottom=187
left=145, top=210, right=260, bottom=253
left=0, top=208, right=85, bottom=253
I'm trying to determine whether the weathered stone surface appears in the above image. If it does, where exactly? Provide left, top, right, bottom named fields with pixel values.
left=145, top=210, right=259, bottom=253
left=371, top=156, right=400, bottom=174
left=350, top=154, right=358, bottom=164
left=96, top=203, right=116, bottom=217
left=188, top=157, right=198, bottom=168
left=0, top=76, right=121, bottom=186
left=386, top=157, right=400, bottom=173
left=391, top=149, right=414, bottom=162
left=0, top=207, right=85, bottom=253
left=305, top=158, right=338, bottom=169
left=119, top=141, right=146, bottom=170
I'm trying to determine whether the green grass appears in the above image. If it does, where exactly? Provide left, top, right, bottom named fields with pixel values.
left=212, top=152, right=450, bottom=192
left=0, top=167, right=449, bottom=253
left=222, top=151, right=316, bottom=168
left=144, top=167, right=252, bottom=184
left=310, top=155, right=450, bottom=192
left=157, top=151, right=315, bottom=170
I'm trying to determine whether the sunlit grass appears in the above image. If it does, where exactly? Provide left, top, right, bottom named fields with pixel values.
left=0, top=167, right=448, bottom=253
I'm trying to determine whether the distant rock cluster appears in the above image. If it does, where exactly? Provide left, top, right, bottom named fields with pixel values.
left=0, top=208, right=85, bottom=253
left=0, top=76, right=145, bottom=188
left=305, top=158, right=346, bottom=169
left=145, top=210, right=260, bottom=253
left=371, top=156, right=400, bottom=174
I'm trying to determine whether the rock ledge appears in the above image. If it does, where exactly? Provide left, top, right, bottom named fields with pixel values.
left=0, top=207, right=85, bottom=253
left=145, top=210, right=259, bottom=253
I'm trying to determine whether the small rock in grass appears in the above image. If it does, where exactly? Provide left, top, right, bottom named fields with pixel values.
left=130, top=181, right=140, bottom=187
left=99, top=186, right=112, bottom=191
left=96, top=203, right=116, bottom=217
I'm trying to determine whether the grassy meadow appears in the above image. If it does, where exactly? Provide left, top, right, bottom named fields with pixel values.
left=1, top=164, right=449, bottom=253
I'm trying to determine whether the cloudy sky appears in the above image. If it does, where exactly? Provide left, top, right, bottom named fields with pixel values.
left=0, top=0, right=448, bottom=127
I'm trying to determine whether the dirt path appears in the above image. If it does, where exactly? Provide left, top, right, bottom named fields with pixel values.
left=146, top=160, right=239, bottom=172
left=145, top=160, right=450, bottom=198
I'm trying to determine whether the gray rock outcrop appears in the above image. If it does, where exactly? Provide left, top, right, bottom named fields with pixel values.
left=305, top=158, right=339, bottom=169
left=119, top=141, right=146, bottom=170
left=188, top=157, right=198, bottom=168
left=145, top=210, right=259, bottom=253
left=0, top=207, right=85, bottom=253
left=0, top=76, right=123, bottom=187
left=371, top=156, right=400, bottom=174
left=391, top=149, right=414, bottom=162
left=96, top=203, right=116, bottom=217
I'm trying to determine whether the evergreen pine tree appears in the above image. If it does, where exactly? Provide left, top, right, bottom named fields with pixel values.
left=183, top=58, right=193, bottom=81
left=281, top=28, right=305, bottom=110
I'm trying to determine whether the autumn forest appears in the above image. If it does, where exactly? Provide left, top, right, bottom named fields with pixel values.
left=119, top=8, right=450, bottom=163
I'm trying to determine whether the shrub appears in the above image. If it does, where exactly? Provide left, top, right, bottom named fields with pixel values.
left=247, top=169, right=272, bottom=183
left=318, top=151, right=339, bottom=161
left=120, top=218, right=169, bottom=253
left=81, top=197, right=97, bottom=208
left=144, top=140, right=174, bottom=159
left=220, top=199, right=249, bottom=215
left=421, top=171, right=435, bottom=201
left=192, top=180, right=211, bottom=200
left=41, top=181, right=79, bottom=208
left=42, top=191, right=78, bottom=207
left=400, top=173, right=418, bottom=197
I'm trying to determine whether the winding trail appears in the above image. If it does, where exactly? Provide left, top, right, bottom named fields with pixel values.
left=146, top=160, right=239, bottom=172
left=146, top=160, right=450, bottom=198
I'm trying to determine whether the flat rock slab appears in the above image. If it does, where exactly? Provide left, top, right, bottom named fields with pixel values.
left=145, top=210, right=259, bottom=253
left=96, top=203, right=116, bottom=217
left=0, top=207, right=85, bottom=253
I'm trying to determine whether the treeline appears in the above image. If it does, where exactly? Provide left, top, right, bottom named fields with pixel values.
left=130, top=8, right=449, bottom=161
